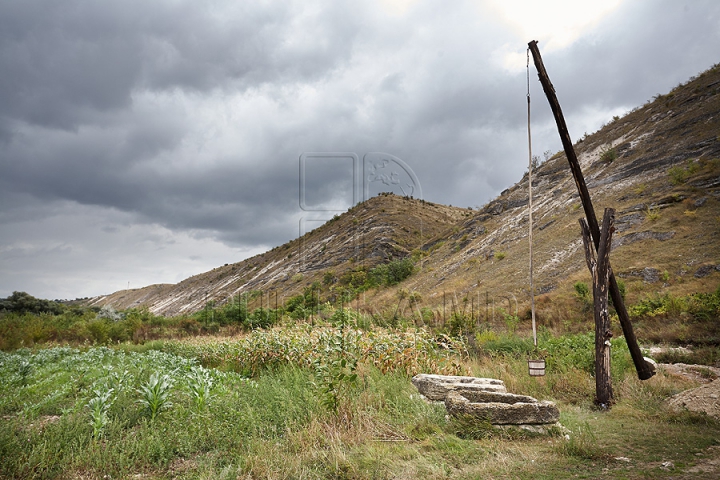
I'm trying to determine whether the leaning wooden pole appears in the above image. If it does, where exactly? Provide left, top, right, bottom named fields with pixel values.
left=527, top=40, right=655, bottom=380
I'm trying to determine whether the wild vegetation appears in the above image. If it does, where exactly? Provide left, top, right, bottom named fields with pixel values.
left=2, top=323, right=719, bottom=478
left=86, top=62, right=720, bottom=323
left=1, top=285, right=720, bottom=477
left=3, top=285, right=719, bottom=354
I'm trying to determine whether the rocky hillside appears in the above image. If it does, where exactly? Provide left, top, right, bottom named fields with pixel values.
left=89, top=194, right=468, bottom=316
left=90, top=63, right=720, bottom=320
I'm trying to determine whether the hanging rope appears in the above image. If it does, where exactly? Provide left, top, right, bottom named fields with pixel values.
left=527, top=48, right=537, bottom=348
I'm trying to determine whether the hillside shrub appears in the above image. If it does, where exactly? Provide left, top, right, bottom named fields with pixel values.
left=284, top=285, right=322, bottom=320
left=599, top=145, right=617, bottom=163
left=445, top=311, right=474, bottom=337
left=644, top=206, right=661, bottom=221
left=370, top=257, right=415, bottom=286
left=573, top=282, right=590, bottom=300
left=573, top=281, right=592, bottom=313
left=216, top=299, right=249, bottom=325
left=668, top=161, right=699, bottom=185
left=629, top=287, right=720, bottom=321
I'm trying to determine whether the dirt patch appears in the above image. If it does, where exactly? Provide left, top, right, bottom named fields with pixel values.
left=685, top=446, right=720, bottom=477
left=660, top=362, right=720, bottom=419
left=660, top=363, right=720, bottom=384
left=13, top=414, right=62, bottom=432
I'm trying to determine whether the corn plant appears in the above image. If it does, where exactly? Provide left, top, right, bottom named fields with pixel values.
left=137, top=373, right=174, bottom=421
left=187, top=367, right=213, bottom=411
left=109, top=368, right=133, bottom=392
left=17, top=359, right=32, bottom=386
left=87, top=387, right=114, bottom=438
left=313, top=308, right=359, bottom=413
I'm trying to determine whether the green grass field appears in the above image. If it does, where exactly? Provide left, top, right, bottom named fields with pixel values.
left=2, top=322, right=719, bottom=479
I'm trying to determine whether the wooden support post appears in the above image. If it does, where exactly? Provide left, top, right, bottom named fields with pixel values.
left=528, top=40, right=655, bottom=380
left=580, top=209, right=615, bottom=406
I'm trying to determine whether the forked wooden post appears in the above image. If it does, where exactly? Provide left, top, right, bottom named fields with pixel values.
left=527, top=40, right=655, bottom=380
left=580, top=209, right=615, bottom=406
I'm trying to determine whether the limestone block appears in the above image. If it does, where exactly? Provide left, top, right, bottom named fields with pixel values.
left=445, top=391, right=560, bottom=425
left=453, top=389, right=538, bottom=405
left=411, top=374, right=506, bottom=401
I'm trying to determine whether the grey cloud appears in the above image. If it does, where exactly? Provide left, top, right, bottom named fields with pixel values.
left=0, top=0, right=364, bottom=136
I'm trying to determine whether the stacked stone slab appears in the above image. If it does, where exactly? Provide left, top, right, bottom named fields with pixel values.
left=412, top=374, right=559, bottom=426
left=410, top=374, right=507, bottom=401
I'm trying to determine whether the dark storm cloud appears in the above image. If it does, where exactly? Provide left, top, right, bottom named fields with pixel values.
left=0, top=0, right=369, bottom=251
left=1, top=0, right=719, bottom=299
left=0, top=2, right=140, bottom=132
left=0, top=1, right=364, bottom=133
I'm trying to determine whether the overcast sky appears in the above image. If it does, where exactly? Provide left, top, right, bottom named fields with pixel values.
left=1, top=0, right=718, bottom=300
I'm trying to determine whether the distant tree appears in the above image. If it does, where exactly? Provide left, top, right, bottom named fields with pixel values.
left=0, top=291, right=64, bottom=315
left=531, top=155, right=540, bottom=171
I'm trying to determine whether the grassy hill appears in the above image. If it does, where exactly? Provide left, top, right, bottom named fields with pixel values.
left=89, top=63, right=720, bottom=342
left=88, top=194, right=468, bottom=316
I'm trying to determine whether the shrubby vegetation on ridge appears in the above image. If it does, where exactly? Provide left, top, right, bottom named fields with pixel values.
left=2, top=284, right=720, bottom=352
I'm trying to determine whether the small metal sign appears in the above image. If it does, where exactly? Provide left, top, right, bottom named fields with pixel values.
left=528, top=359, right=546, bottom=377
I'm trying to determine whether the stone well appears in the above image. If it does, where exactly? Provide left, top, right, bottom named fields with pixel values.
left=412, top=374, right=560, bottom=426
left=411, top=374, right=507, bottom=401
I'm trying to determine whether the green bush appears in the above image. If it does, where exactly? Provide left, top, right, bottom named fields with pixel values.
left=215, top=299, right=248, bottom=325
left=573, top=282, right=592, bottom=313
left=599, top=145, right=617, bottom=163
left=629, top=287, right=720, bottom=321
left=0, top=291, right=65, bottom=315
left=245, top=307, right=279, bottom=329
left=284, top=286, right=321, bottom=320
left=573, top=282, right=590, bottom=300
left=86, top=320, right=110, bottom=344
left=370, top=257, right=415, bottom=286
left=446, top=312, right=473, bottom=337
